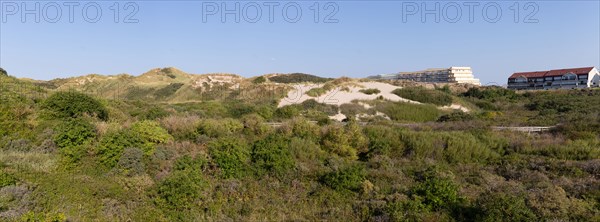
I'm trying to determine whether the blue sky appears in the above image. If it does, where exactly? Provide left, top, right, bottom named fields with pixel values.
left=1, top=1, right=599, bottom=84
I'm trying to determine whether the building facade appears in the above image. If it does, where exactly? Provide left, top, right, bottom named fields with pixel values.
left=507, top=67, right=600, bottom=90
left=369, top=67, right=481, bottom=85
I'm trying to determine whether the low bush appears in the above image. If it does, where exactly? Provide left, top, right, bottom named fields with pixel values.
left=321, top=124, right=358, bottom=159
left=393, top=87, right=453, bottom=106
left=321, top=165, right=366, bottom=191
left=241, top=114, right=272, bottom=137
left=279, top=118, right=321, bottom=143
left=359, top=88, right=380, bottom=95
left=363, top=125, right=404, bottom=159
left=306, top=87, right=328, bottom=97
left=462, top=86, right=520, bottom=101
left=97, top=130, right=144, bottom=168
left=400, top=131, right=500, bottom=163
left=117, top=147, right=145, bottom=176
left=197, top=118, right=243, bottom=138
left=42, top=91, right=108, bottom=120
left=155, top=169, right=206, bottom=211
left=0, top=171, right=17, bottom=187
left=154, top=83, right=184, bottom=99
left=274, top=105, right=300, bottom=119
left=54, top=118, right=96, bottom=149
left=268, top=73, right=331, bottom=83
left=376, top=102, right=440, bottom=122
left=475, top=191, right=537, bottom=221
left=130, top=120, right=173, bottom=154
left=253, top=76, right=266, bottom=84
left=410, top=170, right=462, bottom=211
left=251, top=134, right=295, bottom=177
left=208, top=137, right=251, bottom=178
left=437, top=111, right=474, bottom=122
left=160, top=115, right=200, bottom=140
left=142, top=106, right=169, bottom=120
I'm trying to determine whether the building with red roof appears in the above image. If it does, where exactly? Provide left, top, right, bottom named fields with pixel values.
left=507, top=67, right=599, bottom=90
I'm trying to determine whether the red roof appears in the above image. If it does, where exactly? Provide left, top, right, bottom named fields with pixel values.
left=509, top=67, right=595, bottom=79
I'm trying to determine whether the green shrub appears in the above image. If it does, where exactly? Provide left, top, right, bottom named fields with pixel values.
left=241, top=114, right=272, bottom=137
left=130, top=120, right=173, bottom=154
left=275, top=105, right=300, bottom=119
left=339, top=103, right=368, bottom=117
left=154, top=83, right=184, bottom=99
left=437, top=111, right=474, bottom=122
left=53, top=118, right=96, bottom=149
left=42, top=91, right=108, bottom=120
left=251, top=134, right=295, bottom=177
left=155, top=170, right=205, bottom=211
left=97, top=130, right=144, bottom=168
left=253, top=76, right=266, bottom=84
left=400, top=131, right=499, bottom=163
left=301, top=99, right=339, bottom=116
left=143, top=106, right=169, bottom=120
left=363, top=125, right=404, bottom=159
left=174, top=155, right=207, bottom=172
left=197, top=118, right=243, bottom=138
left=306, top=87, right=328, bottom=97
left=0, top=171, right=17, bottom=187
left=208, top=137, right=250, bottom=178
left=359, top=88, right=380, bottom=95
left=410, top=171, right=462, bottom=211
left=0, top=67, right=7, bottom=76
left=321, top=124, right=358, bottom=159
left=321, top=165, right=366, bottom=191
left=345, top=121, right=368, bottom=154
left=279, top=118, right=320, bottom=142
left=376, top=102, right=440, bottom=122
left=269, top=73, right=331, bottom=83
left=462, top=87, right=520, bottom=101
left=117, top=147, right=145, bottom=176
left=475, top=192, right=537, bottom=222
left=59, top=143, right=88, bottom=167
left=393, top=87, right=453, bottom=106
left=20, top=211, right=67, bottom=222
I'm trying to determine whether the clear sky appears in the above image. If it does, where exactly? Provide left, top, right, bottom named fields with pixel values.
left=1, top=1, right=599, bottom=84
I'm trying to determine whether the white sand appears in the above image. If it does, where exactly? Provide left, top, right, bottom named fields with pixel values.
left=278, top=82, right=414, bottom=107
left=441, top=104, right=471, bottom=113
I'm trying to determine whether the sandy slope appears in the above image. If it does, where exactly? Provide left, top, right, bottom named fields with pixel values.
left=278, top=82, right=414, bottom=107
left=277, top=81, right=471, bottom=121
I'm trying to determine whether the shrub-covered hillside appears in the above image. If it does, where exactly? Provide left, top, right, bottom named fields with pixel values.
left=1, top=74, right=599, bottom=221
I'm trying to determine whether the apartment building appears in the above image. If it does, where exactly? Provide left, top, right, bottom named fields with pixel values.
left=369, top=67, right=481, bottom=85
left=507, top=67, right=600, bottom=90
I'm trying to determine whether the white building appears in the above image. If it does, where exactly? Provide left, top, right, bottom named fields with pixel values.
left=507, top=67, right=600, bottom=90
left=370, top=67, right=481, bottom=85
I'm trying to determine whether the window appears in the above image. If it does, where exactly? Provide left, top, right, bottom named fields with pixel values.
left=562, top=74, right=576, bottom=80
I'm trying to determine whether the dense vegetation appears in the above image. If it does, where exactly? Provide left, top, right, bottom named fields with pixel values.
left=1, top=74, right=599, bottom=221
left=392, top=87, right=453, bottom=106
left=268, top=73, right=332, bottom=83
